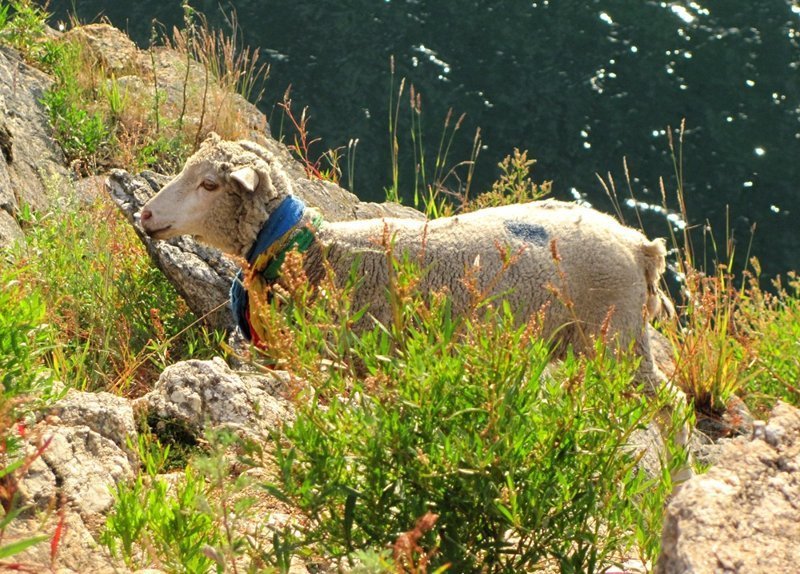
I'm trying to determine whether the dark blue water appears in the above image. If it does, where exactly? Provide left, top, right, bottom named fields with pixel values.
left=47, top=1, right=800, bottom=281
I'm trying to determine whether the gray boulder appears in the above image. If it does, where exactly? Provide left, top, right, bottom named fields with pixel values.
left=48, top=389, right=139, bottom=467
left=4, top=509, right=123, bottom=574
left=0, top=45, right=69, bottom=248
left=0, top=206, right=22, bottom=246
left=657, top=401, right=800, bottom=573
left=18, top=424, right=134, bottom=522
left=9, top=404, right=136, bottom=569
left=136, top=357, right=294, bottom=441
left=63, top=23, right=138, bottom=75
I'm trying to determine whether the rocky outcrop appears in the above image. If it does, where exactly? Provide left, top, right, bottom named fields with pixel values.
left=7, top=357, right=298, bottom=572
left=657, top=402, right=800, bottom=573
left=16, top=390, right=138, bottom=523
left=135, top=357, right=295, bottom=441
left=64, top=23, right=138, bottom=75
left=48, top=389, right=140, bottom=466
left=4, top=510, right=123, bottom=574
left=0, top=45, right=69, bottom=247
left=21, top=425, right=134, bottom=523
left=6, top=389, right=138, bottom=573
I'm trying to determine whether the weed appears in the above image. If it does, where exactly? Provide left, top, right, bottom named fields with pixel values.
left=662, top=262, right=758, bottom=414
left=277, top=90, right=335, bottom=182
left=168, top=6, right=269, bottom=148
left=104, top=428, right=291, bottom=573
left=462, top=148, right=551, bottom=212
left=596, top=121, right=800, bottom=421
left=134, top=133, right=189, bottom=173
left=0, top=272, right=56, bottom=427
left=0, top=0, right=48, bottom=60
left=738, top=271, right=800, bottom=414
left=259, top=254, right=684, bottom=572
left=38, top=36, right=113, bottom=169
left=170, top=8, right=267, bottom=106
left=4, top=188, right=223, bottom=394
left=386, top=59, right=481, bottom=218
left=0, top=270, right=60, bottom=565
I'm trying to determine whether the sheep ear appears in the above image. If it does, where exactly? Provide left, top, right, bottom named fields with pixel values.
left=230, top=166, right=259, bottom=193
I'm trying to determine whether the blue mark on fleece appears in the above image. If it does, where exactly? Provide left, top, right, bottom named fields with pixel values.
left=504, top=220, right=549, bottom=246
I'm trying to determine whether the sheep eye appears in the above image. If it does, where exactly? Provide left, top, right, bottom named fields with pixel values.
left=201, top=178, right=219, bottom=191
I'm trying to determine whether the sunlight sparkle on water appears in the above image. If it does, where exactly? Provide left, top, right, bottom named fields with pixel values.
left=670, top=5, right=695, bottom=24
left=413, top=44, right=451, bottom=75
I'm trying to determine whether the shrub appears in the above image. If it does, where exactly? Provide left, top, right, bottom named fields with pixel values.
left=263, top=257, right=685, bottom=572
left=463, top=148, right=551, bottom=212
left=0, top=0, right=48, bottom=59
left=103, top=435, right=224, bottom=573
left=103, top=430, right=290, bottom=573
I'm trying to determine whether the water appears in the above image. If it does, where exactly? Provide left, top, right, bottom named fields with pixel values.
left=47, top=1, right=800, bottom=281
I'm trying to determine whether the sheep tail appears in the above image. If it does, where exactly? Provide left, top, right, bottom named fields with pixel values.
left=642, top=238, right=675, bottom=320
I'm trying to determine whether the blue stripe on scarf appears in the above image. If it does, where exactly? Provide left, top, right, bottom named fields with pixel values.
left=230, top=195, right=306, bottom=339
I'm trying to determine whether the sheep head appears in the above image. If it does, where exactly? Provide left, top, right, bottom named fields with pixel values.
left=139, top=133, right=294, bottom=257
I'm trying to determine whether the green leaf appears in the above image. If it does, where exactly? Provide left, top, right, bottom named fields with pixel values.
left=0, top=535, right=49, bottom=559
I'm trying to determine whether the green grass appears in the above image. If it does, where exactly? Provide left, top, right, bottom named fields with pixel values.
left=4, top=188, right=224, bottom=394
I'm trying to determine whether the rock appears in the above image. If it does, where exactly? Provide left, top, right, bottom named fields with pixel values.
left=656, top=402, right=800, bottom=574
left=22, top=425, right=134, bottom=522
left=647, top=325, right=675, bottom=379
left=13, top=419, right=135, bottom=573
left=0, top=205, right=22, bottom=245
left=136, top=357, right=294, bottom=440
left=627, top=420, right=668, bottom=479
left=4, top=509, right=123, bottom=573
left=135, top=45, right=271, bottom=143
left=695, top=396, right=755, bottom=442
left=0, top=46, right=69, bottom=236
left=63, top=23, right=139, bottom=74
left=72, top=174, right=109, bottom=204
left=47, top=389, right=139, bottom=467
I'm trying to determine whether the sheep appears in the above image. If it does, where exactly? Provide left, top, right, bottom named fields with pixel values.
left=139, top=134, right=689, bottom=436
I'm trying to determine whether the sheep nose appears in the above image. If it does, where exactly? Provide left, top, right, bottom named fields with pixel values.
left=140, top=208, right=153, bottom=221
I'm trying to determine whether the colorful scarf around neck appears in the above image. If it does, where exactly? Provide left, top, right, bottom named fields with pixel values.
left=229, top=195, right=320, bottom=342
